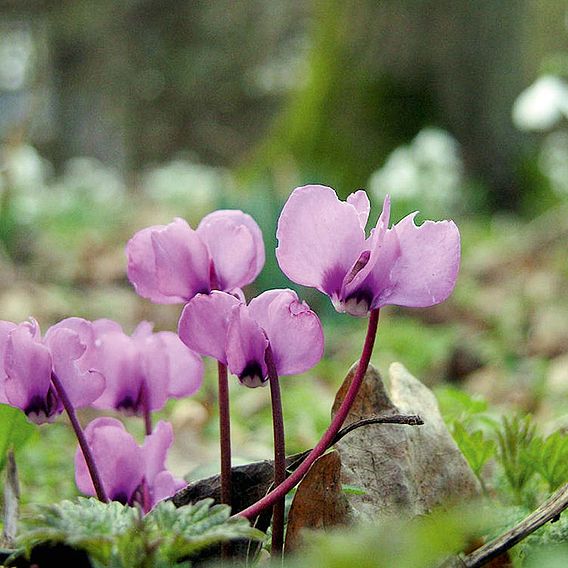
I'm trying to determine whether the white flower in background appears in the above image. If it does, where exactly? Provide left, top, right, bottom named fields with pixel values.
left=142, top=159, right=228, bottom=208
left=512, top=75, right=568, bottom=131
left=57, top=157, right=125, bottom=204
left=0, top=144, right=52, bottom=222
left=368, top=127, right=463, bottom=212
left=539, top=131, right=568, bottom=195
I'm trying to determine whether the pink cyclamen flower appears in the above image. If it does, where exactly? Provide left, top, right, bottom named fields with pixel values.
left=178, top=289, right=324, bottom=387
left=75, top=418, right=184, bottom=511
left=276, top=184, right=461, bottom=316
left=90, top=320, right=203, bottom=414
left=126, top=210, right=265, bottom=304
left=0, top=317, right=104, bottom=424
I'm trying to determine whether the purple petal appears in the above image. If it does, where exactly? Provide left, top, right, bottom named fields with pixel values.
left=142, top=420, right=173, bottom=484
left=0, top=321, right=17, bottom=403
left=151, top=218, right=211, bottom=300
left=346, top=190, right=371, bottom=229
left=131, top=320, right=154, bottom=340
left=3, top=321, right=57, bottom=423
left=339, top=195, right=392, bottom=314
left=178, top=291, right=241, bottom=364
left=276, top=185, right=365, bottom=298
left=226, top=304, right=268, bottom=387
left=91, top=331, right=142, bottom=413
left=47, top=328, right=105, bottom=408
left=126, top=224, right=186, bottom=304
left=154, top=331, right=203, bottom=398
left=127, top=219, right=210, bottom=304
left=369, top=213, right=461, bottom=308
left=75, top=417, right=144, bottom=503
left=197, top=210, right=265, bottom=290
left=150, top=470, right=186, bottom=509
left=45, top=317, right=99, bottom=374
left=248, top=289, right=324, bottom=376
left=134, top=333, right=171, bottom=412
left=92, top=318, right=124, bottom=336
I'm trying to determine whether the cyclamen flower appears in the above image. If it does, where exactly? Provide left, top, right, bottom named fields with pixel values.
left=178, top=289, right=324, bottom=387
left=276, top=184, right=460, bottom=317
left=91, top=320, right=203, bottom=414
left=126, top=210, right=265, bottom=304
left=0, top=317, right=104, bottom=424
left=75, top=418, right=184, bottom=511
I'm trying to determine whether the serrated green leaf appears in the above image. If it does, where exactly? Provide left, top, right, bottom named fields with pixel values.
left=496, top=415, right=541, bottom=503
left=16, top=498, right=264, bottom=567
left=146, top=500, right=265, bottom=563
left=531, top=431, right=568, bottom=491
left=17, top=498, right=140, bottom=565
left=452, top=422, right=496, bottom=479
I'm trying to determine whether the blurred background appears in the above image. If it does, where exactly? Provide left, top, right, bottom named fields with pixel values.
left=1, top=0, right=568, bottom=502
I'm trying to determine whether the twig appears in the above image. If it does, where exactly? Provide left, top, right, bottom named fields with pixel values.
left=443, top=482, right=568, bottom=568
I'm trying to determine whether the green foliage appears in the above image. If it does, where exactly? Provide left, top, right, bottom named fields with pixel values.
left=14, top=498, right=264, bottom=568
left=451, top=422, right=496, bottom=480
left=496, top=415, right=540, bottom=504
left=435, top=387, right=494, bottom=430
left=0, top=404, right=36, bottom=472
left=529, top=431, right=568, bottom=492
left=284, top=504, right=489, bottom=568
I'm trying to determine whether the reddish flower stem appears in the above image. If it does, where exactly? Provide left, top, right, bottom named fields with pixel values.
left=265, top=344, right=286, bottom=557
left=218, top=361, right=232, bottom=508
left=50, top=372, right=108, bottom=503
left=140, top=381, right=153, bottom=436
left=235, top=308, right=380, bottom=521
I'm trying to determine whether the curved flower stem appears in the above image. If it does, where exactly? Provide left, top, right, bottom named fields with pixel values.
left=140, top=382, right=153, bottom=436
left=50, top=372, right=108, bottom=503
left=218, top=361, right=232, bottom=508
left=235, top=308, right=380, bottom=521
left=265, top=344, right=286, bottom=557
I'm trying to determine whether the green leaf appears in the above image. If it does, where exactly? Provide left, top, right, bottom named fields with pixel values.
left=452, top=422, right=496, bottom=479
left=495, top=415, right=541, bottom=503
left=0, top=404, right=36, bottom=471
left=341, top=484, right=367, bottom=495
left=15, top=498, right=265, bottom=567
left=531, top=431, right=568, bottom=491
left=16, top=498, right=140, bottom=566
left=146, top=499, right=265, bottom=563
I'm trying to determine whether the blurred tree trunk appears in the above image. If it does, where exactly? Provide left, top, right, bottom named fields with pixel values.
left=253, top=0, right=548, bottom=211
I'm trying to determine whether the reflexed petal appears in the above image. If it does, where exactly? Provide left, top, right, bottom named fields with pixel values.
left=3, top=322, right=54, bottom=418
left=126, top=224, right=186, bottom=304
left=226, top=304, right=268, bottom=387
left=346, top=190, right=371, bottom=229
left=342, top=195, right=391, bottom=301
left=0, top=321, right=17, bottom=403
left=136, top=333, right=172, bottom=412
left=92, top=318, right=124, bottom=337
left=151, top=218, right=211, bottom=300
left=142, top=420, right=173, bottom=484
left=75, top=417, right=144, bottom=503
left=91, top=331, right=142, bottom=412
left=48, top=328, right=105, bottom=408
left=197, top=210, right=265, bottom=290
left=249, top=289, right=324, bottom=376
left=45, top=317, right=98, bottom=373
left=150, top=470, right=186, bottom=508
left=155, top=332, right=203, bottom=398
left=370, top=213, right=461, bottom=308
left=276, top=185, right=365, bottom=297
left=178, top=291, right=241, bottom=364
left=131, top=320, right=154, bottom=340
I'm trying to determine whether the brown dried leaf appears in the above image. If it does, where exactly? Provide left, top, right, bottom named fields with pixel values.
left=284, top=451, right=352, bottom=553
